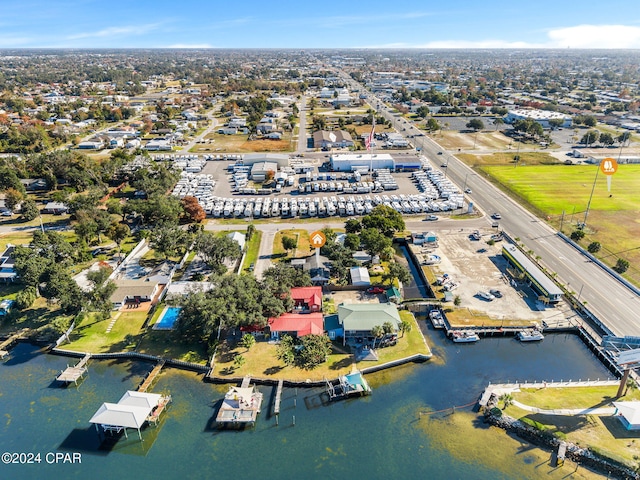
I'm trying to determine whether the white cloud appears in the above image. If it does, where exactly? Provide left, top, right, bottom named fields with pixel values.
left=68, top=23, right=161, bottom=40
left=546, top=25, right=640, bottom=48
left=377, top=24, right=640, bottom=49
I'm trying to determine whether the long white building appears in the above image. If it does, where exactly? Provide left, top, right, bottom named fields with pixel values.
left=505, top=108, right=572, bottom=128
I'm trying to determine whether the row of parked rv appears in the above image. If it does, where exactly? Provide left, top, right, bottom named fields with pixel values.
left=171, top=173, right=216, bottom=211
left=207, top=193, right=463, bottom=218
left=412, top=169, right=464, bottom=205
left=153, top=153, right=242, bottom=162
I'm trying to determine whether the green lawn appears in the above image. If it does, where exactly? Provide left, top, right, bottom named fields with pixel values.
left=458, top=151, right=559, bottom=167
left=505, top=385, right=640, bottom=467
left=136, top=330, right=208, bottom=364
left=0, top=296, right=71, bottom=340
left=242, top=230, right=262, bottom=273
left=273, top=229, right=312, bottom=259
left=64, top=310, right=148, bottom=353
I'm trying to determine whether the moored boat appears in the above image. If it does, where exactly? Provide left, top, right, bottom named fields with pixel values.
left=450, top=330, right=480, bottom=343
left=517, top=328, right=544, bottom=342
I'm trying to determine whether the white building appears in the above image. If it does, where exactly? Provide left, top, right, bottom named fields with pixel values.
left=505, top=108, right=572, bottom=128
left=350, top=266, right=371, bottom=287
left=330, top=153, right=395, bottom=172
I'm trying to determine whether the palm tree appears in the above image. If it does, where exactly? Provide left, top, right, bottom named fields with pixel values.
left=494, top=118, right=504, bottom=131
left=399, top=319, right=412, bottom=337
left=371, top=325, right=384, bottom=348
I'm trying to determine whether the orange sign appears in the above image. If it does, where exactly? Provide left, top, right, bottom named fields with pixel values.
left=309, top=231, right=326, bottom=248
left=600, top=157, right=618, bottom=176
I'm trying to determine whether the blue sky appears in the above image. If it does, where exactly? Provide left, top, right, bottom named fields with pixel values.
left=2, top=0, right=640, bottom=49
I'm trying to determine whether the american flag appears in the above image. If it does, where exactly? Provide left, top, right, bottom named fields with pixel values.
left=365, top=117, right=376, bottom=151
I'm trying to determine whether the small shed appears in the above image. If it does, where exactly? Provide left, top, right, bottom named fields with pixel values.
left=386, top=287, right=401, bottom=303
left=350, top=266, right=371, bottom=287
left=613, top=401, right=640, bottom=430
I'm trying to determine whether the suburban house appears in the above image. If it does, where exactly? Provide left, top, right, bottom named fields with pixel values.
left=267, top=312, right=324, bottom=339
left=227, top=231, right=246, bottom=251
left=337, top=303, right=401, bottom=346
left=42, top=202, right=69, bottom=215
left=267, top=286, right=324, bottom=339
left=290, top=286, right=322, bottom=313
left=291, top=254, right=330, bottom=285
left=164, top=281, right=214, bottom=301
left=313, top=130, right=354, bottom=150
left=109, top=280, right=161, bottom=309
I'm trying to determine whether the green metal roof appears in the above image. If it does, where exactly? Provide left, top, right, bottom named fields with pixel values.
left=338, top=303, right=401, bottom=331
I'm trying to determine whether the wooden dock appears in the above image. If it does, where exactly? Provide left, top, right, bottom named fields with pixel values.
left=138, top=360, right=165, bottom=393
left=0, top=328, right=29, bottom=357
left=241, top=375, right=251, bottom=388
left=56, top=353, right=91, bottom=385
left=556, top=441, right=567, bottom=466
left=216, top=377, right=263, bottom=427
left=273, top=379, right=284, bottom=415
left=147, top=394, right=172, bottom=425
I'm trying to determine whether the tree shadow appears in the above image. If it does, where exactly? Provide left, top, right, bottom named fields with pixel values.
left=329, top=356, right=354, bottom=371
left=263, top=365, right=284, bottom=375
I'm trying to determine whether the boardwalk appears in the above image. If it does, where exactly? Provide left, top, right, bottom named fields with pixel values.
left=56, top=353, right=91, bottom=385
left=138, top=360, right=165, bottom=393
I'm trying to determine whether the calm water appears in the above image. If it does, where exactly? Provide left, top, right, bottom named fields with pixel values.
left=0, top=331, right=611, bottom=480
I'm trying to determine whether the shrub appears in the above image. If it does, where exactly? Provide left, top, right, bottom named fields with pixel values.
left=571, top=229, right=585, bottom=241
left=614, top=258, right=630, bottom=274
left=15, top=286, right=38, bottom=309
left=587, top=241, right=601, bottom=253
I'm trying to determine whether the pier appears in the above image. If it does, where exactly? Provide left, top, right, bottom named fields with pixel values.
left=138, top=360, right=165, bottom=393
left=0, top=328, right=29, bottom=358
left=273, top=379, right=284, bottom=415
left=56, top=353, right=91, bottom=385
left=326, top=371, right=371, bottom=401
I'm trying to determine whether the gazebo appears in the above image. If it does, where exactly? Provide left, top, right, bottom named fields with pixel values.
left=612, top=401, right=640, bottom=431
left=89, top=391, right=162, bottom=440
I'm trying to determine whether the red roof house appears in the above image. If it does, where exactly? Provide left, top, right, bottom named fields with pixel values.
left=268, top=312, right=324, bottom=339
left=290, top=286, right=322, bottom=313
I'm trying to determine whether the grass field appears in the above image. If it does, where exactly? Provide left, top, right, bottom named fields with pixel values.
left=273, top=229, right=312, bottom=259
left=65, top=310, right=148, bottom=353
left=481, top=163, right=640, bottom=283
left=505, top=385, right=640, bottom=467
left=458, top=151, right=559, bottom=167
left=241, top=230, right=262, bottom=273
left=194, top=131, right=294, bottom=153
left=432, top=130, right=521, bottom=151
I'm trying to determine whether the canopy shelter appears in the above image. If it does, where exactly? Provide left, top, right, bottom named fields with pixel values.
left=613, top=401, right=640, bottom=430
left=89, top=391, right=162, bottom=440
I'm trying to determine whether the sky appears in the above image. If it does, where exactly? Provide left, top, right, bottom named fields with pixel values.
left=2, top=0, right=640, bottom=49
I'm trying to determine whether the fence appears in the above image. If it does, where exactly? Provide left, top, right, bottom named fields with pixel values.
left=54, top=321, right=76, bottom=347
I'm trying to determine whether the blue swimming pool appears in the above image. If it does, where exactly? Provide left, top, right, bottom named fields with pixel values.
left=154, top=306, right=181, bottom=330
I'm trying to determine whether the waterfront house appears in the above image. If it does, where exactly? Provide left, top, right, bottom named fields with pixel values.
left=267, top=312, right=324, bottom=339
left=109, top=280, right=161, bottom=309
left=337, top=303, right=401, bottom=346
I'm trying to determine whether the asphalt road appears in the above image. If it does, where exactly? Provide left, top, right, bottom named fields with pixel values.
left=339, top=71, right=640, bottom=337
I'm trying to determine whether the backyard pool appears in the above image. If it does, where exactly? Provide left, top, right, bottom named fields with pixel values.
left=154, top=306, right=181, bottom=330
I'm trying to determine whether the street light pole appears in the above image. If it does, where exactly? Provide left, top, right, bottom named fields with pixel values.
left=583, top=160, right=601, bottom=228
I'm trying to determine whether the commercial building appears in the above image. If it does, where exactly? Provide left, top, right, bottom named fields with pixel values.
left=242, top=153, right=290, bottom=168
left=505, top=108, right=572, bottom=129
left=330, top=153, right=395, bottom=172
left=502, top=243, right=563, bottom=303
left=250, top=161, right=279, bottom=182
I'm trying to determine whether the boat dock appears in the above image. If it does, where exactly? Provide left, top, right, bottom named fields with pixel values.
left=216, top=377, right=263, bottom=427
left=0, top=328, right=29, bottom=359
left=56, top=353, right=91, bottom=385
left=147, top=394, right=172, bottom=425
left=273, top=379, right=284, bottom=415
left=137, top=360, right=165, bottom=393
left=326, top=371, right=372, bottom=401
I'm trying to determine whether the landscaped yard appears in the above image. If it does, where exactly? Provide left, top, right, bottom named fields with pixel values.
left=242, top=230, right=262, bottom=273
left=212, top=311, right=430, bottom=382
left=504, top=385, right=640, bottom=467
left=0, top=296, right=71, bottom=339
left=65, top=310, right=148, bottom=353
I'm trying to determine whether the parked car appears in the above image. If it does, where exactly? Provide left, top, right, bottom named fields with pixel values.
left=464, top=188, right=472, bottom=194
left=425, top=214, right=438, bottom=221
left=248, top=263, right=255, bottom=272
left=367, top=286, right=385, bottom=294
left=489, top=289, right=503, bottom=298
left=477, top=291, right=496, bottom=301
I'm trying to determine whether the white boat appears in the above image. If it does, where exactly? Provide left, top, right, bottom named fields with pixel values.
left=517, top=328, right=544, bottom=342
left=429, top=310, right=445, bottom=329
left=450, top=330, right=480, bottom=343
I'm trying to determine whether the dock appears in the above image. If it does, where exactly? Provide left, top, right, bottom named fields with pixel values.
left=273, top=379, right=284, bottom=415
left=0, top=328, right=29, bottom=358
left=138, top=360, right=165, bottom=393
left=56, top=353, right=91, bottom=385
left=326, top=371, right=371, bottom=401
left=216, top=377, right=263, bottom=427
left=147, top=394, right=172, bottom=425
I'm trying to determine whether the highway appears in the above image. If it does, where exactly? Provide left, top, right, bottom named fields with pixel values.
left=339, top=71, right=640, bottom=337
